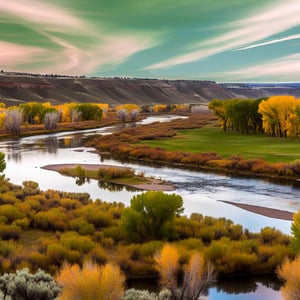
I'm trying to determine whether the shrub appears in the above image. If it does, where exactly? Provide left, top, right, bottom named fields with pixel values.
left=0, top=225, right=21, bottom=240
left=0, top=241, right=17, bottom=258
left=140, top=241, right=164, bottom=258
left=88, top=246, right=107, bottom=265
left=0, top=268, right=61, bottom=300
left=28, top=251, right=50, bottom=271
left=56, top=262, right=125, bottom=300
left=70, top=217, right=95, bottom=235
left=34, top=208, right=68, bottom=231
left=0, top=192, right=18, bottom=205
left=0, top=204, right=24, bottom=223
left=47, top=243, right=68, bottom=266
left=60, top=232, right=95, bottom=254
left=22, top=180, right=40, bottom=196
left=98, top=167, right=135, bottom=180
left=12, top=217, right=30, bottom=230
left=260, top=227, right=283, bottom=244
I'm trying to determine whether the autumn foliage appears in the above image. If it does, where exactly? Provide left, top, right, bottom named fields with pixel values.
left=154, top=244, right=180, bottom=292
left=154, top=244, right=215, bottom=299
left=56, top=262, right=125, bottom=300
left=209, top=96, right=300, bottom=138
left=277, top=257, right=300, bottom=300
left=87, top=114, right=300, bottom=181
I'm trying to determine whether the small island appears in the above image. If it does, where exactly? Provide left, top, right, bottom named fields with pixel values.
left=42, top=163, right=175, bottom=191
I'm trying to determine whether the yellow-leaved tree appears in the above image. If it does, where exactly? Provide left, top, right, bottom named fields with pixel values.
left=154, top=243, right=179, bottom=295
left=154, top=244, right=215, bottom=300
left=56, top=262, right=125, bottom=300
left=115, top=104, right=140, bottom=122
left=258, top=96, right=300, bottom=137
left=277, top=257, right=300, bottom=300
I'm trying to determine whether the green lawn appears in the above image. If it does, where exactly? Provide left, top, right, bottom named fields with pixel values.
left=141, top=126, right=300, bottom=163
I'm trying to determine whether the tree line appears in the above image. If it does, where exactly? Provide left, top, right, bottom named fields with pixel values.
left=208, top=96, right=300, bottom=138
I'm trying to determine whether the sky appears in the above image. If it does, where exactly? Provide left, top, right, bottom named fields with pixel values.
left=1, top=0, right=300, bottom=82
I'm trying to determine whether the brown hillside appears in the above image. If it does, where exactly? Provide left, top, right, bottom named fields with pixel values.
left=0, top=73, right=299, bottom=106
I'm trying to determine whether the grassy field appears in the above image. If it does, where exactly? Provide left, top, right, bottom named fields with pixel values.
left=141, top=126, right=300, bottom=163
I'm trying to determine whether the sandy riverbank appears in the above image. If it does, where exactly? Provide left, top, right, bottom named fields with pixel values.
left=41, top=163, right=175, bottom=191
left=220, top=200, right=294, bottom=221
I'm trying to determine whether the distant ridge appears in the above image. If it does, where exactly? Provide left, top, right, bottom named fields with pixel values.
left=1, top=72, right=300, bottom=106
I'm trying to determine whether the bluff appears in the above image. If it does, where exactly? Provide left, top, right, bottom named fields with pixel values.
left=0, top=74, right=300, bottom=106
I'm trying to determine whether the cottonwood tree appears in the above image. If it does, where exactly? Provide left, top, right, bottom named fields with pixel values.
left=121, top=191, right=184, bottom=242
left=116, top=104, right=140, bottom=122
left=258, top=96, right=300, bottom=137
left=208, top=99, right=229, bottom=131
left=20, top=102, right=55, bottom=125
left=209, top=98, right=263, bottom=134
left=76, top=103, right=103, bottom=121
left=0, top=268, right=61, bottom=300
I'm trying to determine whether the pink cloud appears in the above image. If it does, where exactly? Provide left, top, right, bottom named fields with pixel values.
left=0, top=0, right=82, bottom=31
left=0, top=41, right=44, bottom=67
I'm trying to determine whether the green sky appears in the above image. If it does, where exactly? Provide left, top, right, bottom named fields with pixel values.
left=1, top=0, right=300, bottom=82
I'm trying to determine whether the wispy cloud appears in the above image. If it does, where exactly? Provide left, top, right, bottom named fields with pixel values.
left=0, top=0, right=82, bottom=32
left=0, top=41, right=44, bottom=67
left=235, top=34, right=300, bottom=51
left=227, top=54, right=300, bottom=81
left=40, top=32, right=157, bottom=75
left=146, top=0, right=300, bottom=70
left=0, top=0, right=157, bottom=74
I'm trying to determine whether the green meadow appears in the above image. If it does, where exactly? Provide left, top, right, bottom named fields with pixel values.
left=141, top=126, right=300, bottom=163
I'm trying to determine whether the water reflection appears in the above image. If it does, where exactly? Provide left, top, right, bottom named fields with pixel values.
left=45, top=137, right=58, bottom=154
left=215, top=276, right=281, bottom=294
left=127, top=276, right=283, bottom=300
left=98, top=181, right=139, bottom=192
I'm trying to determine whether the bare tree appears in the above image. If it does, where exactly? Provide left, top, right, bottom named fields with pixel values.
left=130, top=109, right=140, bottom=122
left=155, top=245, right=215, bottom=300
left=179, top=253, right=215, bottom=300
left=70, top=108, right=81, bottom=122
left=191, top=105, right=210, bottom=114
left=4, top=109, right=22, bottom=134
left=44, top=112, right=59, bottom=130
left=117, top=109, right=128, bottom=122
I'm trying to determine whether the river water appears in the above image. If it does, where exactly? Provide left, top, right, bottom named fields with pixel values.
left=0, top=115, right=295, bottom=299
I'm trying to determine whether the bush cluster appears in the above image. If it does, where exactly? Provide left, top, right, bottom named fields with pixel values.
left=0, top=178, right=292, bottom=279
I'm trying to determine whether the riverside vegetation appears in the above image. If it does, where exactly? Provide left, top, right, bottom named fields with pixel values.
left=0, top=138, right=299, bottom=299
left=87, top=114, right=300, bottom=183
left=0, top=171, right=298, bottom=299
left=2, top=96, right=300, bottom=298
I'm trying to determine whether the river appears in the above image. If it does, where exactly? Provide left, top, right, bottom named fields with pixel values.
left=0, top=115, right=295, bottom=299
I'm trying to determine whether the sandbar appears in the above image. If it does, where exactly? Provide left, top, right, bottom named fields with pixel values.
left=42, top=163, right=175, bottom=191
left=220, top=200, right=294, bottom=221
